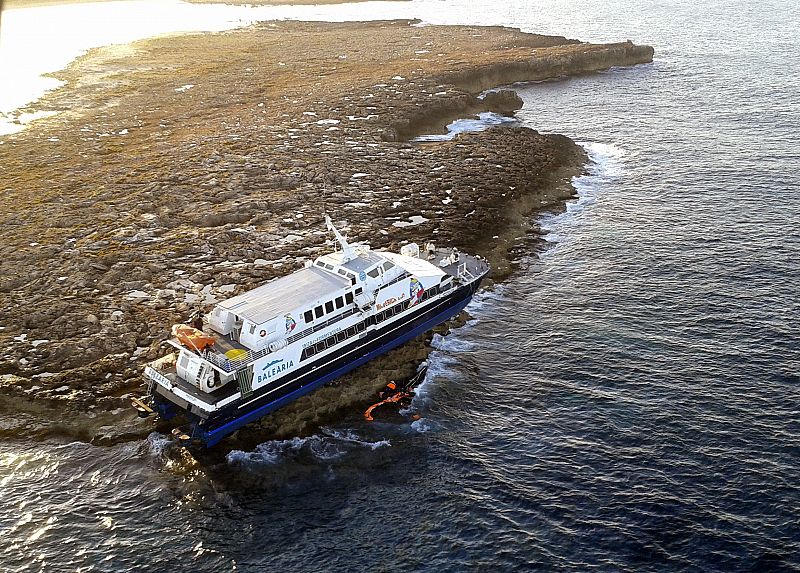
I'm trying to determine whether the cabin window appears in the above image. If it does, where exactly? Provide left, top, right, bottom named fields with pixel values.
left=346, top=326, right=356, bottom=337
left=335, top=296, right=344, bottom=309
left=345, top=292, right=354, bottom=304
left=325, top=301, right=334, bottom=313
left=326, top=336, right=336, bottom=348
left=306, top=346, right=316, bottom=358
left=324, top=263, right=334, bottom=270
left=383, top=261, right=394, bottom=271
left=315, top=306, right=324, bottom=319
left=249, top=323, right=256, bottom=334
left=338, top=269, right=347, bottom=276
left=355, top=288, right=362, bottom=295
left=316, top=342, right=326, bottom=353
left=351, top=277, right=356, bottom=286
left=336, top=332, right=346, bottom=343
left=367, top=268, right=380, bottom=279
left=304, top=310, right=313, bottom=323
left=179, top=354, right=189, bottom=369
left=357, top=321, right=366, bottom=333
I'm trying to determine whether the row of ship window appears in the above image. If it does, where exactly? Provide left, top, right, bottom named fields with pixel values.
left=316, top=260, right=396, bottom=284
left=301, top=320, right=368, bottom=361
left=303, top=291, right=356, bottom=324
left=299, top=282, right=448, bottom=361
left=303, top=265, right=409, bottom=326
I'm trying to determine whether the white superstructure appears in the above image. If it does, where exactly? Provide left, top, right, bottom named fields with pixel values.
left=143, top=216, right=489, bottom=446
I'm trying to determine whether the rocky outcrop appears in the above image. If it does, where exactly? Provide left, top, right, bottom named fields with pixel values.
left=0, top=20, right=653, bottom=445
left=481, top=89, right=524, bottom=114
left=377, top=42, right=653, bottom=141
left=444, top=40, right=654, bottom=93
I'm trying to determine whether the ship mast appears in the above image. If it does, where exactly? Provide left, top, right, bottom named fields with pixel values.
left=325, top=214, right=356, bottom=263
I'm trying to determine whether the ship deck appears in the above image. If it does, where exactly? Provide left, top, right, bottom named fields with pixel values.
left=210, top=334, right=247, bottom=355
left=429, top=248, right=489, bottom=281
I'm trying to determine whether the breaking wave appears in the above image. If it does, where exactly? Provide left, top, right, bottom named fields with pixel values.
left=410, top=418, right=438, bottom=433
left=538, top=141, right=626, bottom=246
left=412, top=111, right=518, bottom=142
left=226, top=428, right=389, bottom=467
left=143, top=432, right=173, bottom=460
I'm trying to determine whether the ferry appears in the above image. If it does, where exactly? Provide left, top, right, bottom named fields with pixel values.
left=142, top=216, right=489, bottom=446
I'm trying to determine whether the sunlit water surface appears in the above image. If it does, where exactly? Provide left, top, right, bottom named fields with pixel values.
left=2, top=0, right=799, bottom=571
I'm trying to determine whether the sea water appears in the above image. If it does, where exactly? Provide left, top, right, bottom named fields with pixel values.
left=1, top=0, right=798, bottom=571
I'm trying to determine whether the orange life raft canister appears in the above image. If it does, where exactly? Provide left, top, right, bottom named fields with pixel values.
left=171, top=323, right=216, bottom=351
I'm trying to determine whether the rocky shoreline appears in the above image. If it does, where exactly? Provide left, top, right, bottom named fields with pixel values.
left=0, top=20, right=653, bottom=446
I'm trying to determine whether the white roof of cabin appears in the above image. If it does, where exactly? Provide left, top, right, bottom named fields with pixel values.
left=381, top=251, right=444, bottom=280
left=217, top=267, right=350, bottom=325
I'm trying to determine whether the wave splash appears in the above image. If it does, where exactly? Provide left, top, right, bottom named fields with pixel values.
left=226, top=427, right=390, bottom=467
left=539, top=141, right=626, bottom=245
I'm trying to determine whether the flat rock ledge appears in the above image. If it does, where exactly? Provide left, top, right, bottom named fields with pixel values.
left=0, top=20, right=653, bottom=445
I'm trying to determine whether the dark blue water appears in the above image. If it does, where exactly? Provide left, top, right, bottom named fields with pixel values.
left=2, top=1, right=799, bottom=571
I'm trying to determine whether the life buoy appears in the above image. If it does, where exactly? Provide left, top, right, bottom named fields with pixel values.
left=259, top=329, right=267, bottom=337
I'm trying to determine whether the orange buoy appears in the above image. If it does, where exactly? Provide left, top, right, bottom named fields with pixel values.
left=171, top=323, right=216, bottom=352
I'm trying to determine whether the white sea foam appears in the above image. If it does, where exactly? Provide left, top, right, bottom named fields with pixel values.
left=410, top=418, right=439, bottom=433
left=226, top=437, right=307, bottom=466
left=143, top=432, right=173, bottom=459
left=581, top=141, right=627, bottom=178
left=404, top=351, right=463, bottom=413
left=226, top=428, right=389, bottom=467
left=431, top=332, right=477, bottom=353
left=537, top=141, right=626, bottom=251
left=463, top=284, right=506, bottom=314
left=321, top=428, right=391, bottom=450
left=402, top=286, right=504, bottom=414
left=412, top=111, right=517, bottom=142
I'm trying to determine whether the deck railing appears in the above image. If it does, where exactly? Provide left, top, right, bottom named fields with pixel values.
left=457, top=262, right=476, bottom=282
left=205, top=346, right=270, bottom=373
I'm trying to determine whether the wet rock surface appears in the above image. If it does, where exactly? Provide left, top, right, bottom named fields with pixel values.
left=0, top=20, right=653, bottom=444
